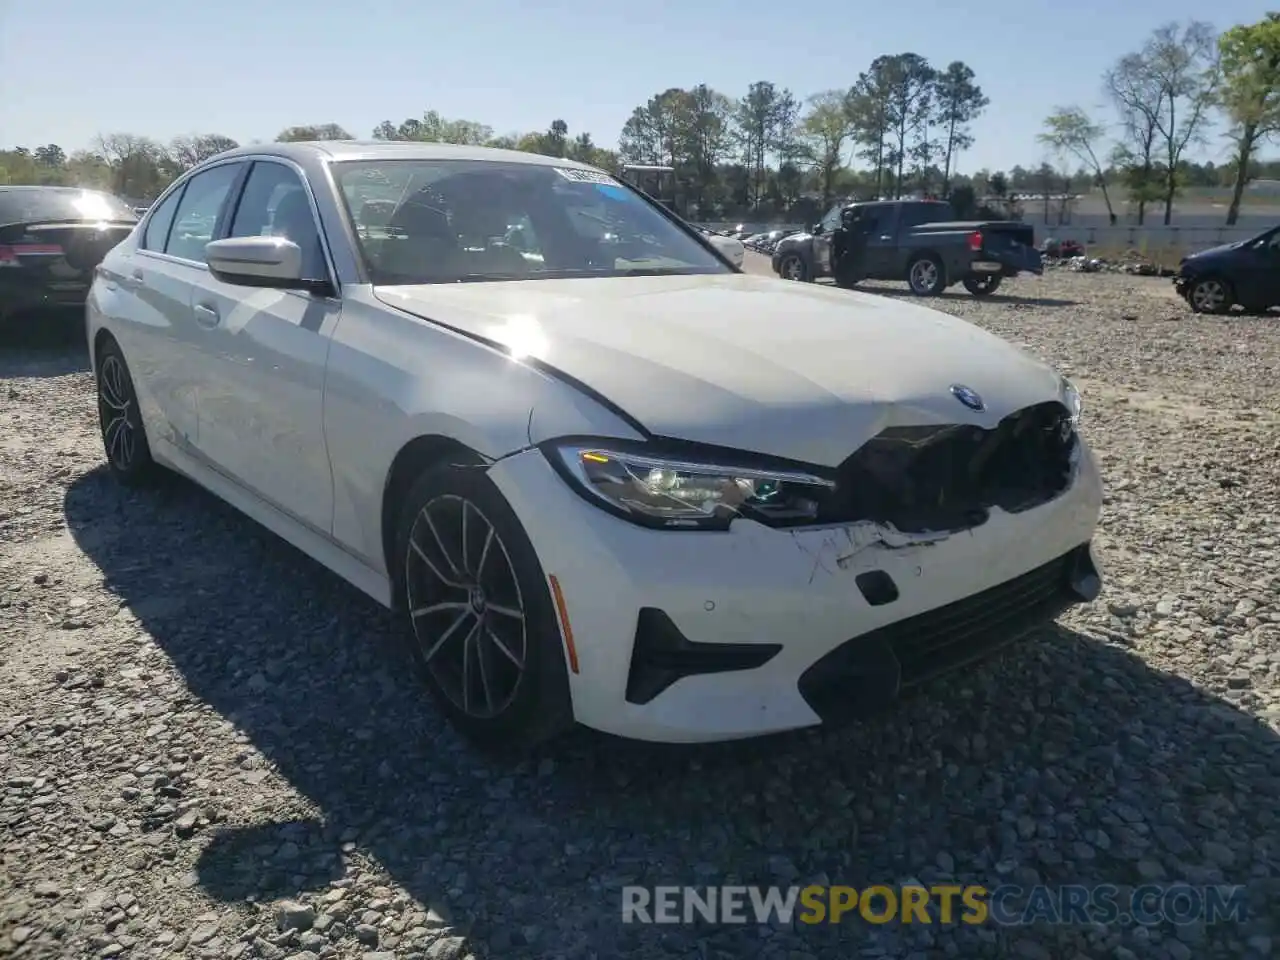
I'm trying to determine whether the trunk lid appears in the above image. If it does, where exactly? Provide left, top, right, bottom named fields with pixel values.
left=0, top=221, right=136, bottom=286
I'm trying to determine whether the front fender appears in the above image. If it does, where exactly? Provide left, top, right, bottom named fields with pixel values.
left=323, top=290, right=643, bottom=573
left=772, top=235, right=815, bottom=268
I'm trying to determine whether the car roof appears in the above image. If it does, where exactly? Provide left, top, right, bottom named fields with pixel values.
left=846, top=198, right=949, bottom=208
left=212, top=140, right=600, bottom=170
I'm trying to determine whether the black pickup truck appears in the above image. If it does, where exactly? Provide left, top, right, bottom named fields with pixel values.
left=770, top=199, right=1042, bottom=297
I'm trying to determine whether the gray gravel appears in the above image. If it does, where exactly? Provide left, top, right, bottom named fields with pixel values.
left=2, top=270, right=1279, bottom=960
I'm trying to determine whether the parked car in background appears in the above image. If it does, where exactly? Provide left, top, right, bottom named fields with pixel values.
left=0, top=186, right=138, bottom=331
left=88, top=141, right=1102, bottom=751
left=772, top=200, right=1042, bottom=296
left=1174, top=225, right=1280, bottom=314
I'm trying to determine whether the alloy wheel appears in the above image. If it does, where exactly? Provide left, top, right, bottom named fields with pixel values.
left=910, top=259, right=939, bottom=292
left=1190, top=279, right=1227, bottom=313
left=98, top=355, right=137, bottom=471
left=781, top=256, right=804, bottom=281
left=404, top=494, right=528, bottom=719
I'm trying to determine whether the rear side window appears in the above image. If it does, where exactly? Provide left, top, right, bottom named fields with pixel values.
left=141, top=187, right=184, bottom=252
left=164, top=163, right=243, bottom=263
left=900, top=204, right=947, bottom=228
left=0, top=187, right=137, bottom=226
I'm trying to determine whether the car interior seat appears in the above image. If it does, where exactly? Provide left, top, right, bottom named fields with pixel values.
left=269, top=190, right=325, bottom=278
left=380, top=190, right=460, bottom=281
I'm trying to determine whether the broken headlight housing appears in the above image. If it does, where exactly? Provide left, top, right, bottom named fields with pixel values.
left=546, top=441, right=836, bottom=530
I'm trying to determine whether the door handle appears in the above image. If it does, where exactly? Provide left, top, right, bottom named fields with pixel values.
left=879, top=235, right=892, bottom=241
left=193, top=303, right=220, bottom=328
left=119, top=269, right=143, bottom=290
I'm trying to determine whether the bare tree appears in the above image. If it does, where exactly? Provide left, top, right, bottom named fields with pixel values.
left=1105, top=52, right=1164, bottom=225
left=92, top=133, right=173, bottom=198
left=1146, top=21, right=1220, bottom=225
left=796, top=90, right=853, bottom=206
left=169, top=134, right=239, bottom=170
left=1038, top=106, right=1117, bottom=224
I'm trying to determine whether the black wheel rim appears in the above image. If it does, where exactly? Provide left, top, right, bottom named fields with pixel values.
left=98, top=355, right=137, bottom=471
left=405, top=494, right=528, bottom=719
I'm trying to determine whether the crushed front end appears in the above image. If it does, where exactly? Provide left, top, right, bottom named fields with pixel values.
left=487, top=398, right=1104, bottom=743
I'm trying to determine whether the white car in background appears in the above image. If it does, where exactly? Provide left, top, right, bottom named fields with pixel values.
left=87, top=141, right=1103, bottom=751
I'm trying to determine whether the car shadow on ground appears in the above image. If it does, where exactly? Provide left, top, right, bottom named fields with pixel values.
left=853, top=282, right=1079, bottom=308
left=0, top=312, right=90, bottom=378
left=64, top=468, right=1276, bottom=958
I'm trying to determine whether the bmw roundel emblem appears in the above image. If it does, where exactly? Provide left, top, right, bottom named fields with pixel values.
left=950, top=384, right=985, bottom=411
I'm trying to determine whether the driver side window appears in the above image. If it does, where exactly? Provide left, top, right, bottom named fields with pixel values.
left=228, top=161, right=327, bottom=279
left=820, top=206, right=843, bottom=232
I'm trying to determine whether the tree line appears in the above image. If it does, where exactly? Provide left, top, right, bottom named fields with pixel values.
left=1, top=14, right=1276, bottom=226
left=1040, top=14, right=1280, bottom=225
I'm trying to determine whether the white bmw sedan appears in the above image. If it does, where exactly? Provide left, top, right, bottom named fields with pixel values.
left=88, top=141, right=1104, bottom=750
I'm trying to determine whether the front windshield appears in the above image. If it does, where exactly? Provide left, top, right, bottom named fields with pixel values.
left=333, top=159, right=730, bottom=284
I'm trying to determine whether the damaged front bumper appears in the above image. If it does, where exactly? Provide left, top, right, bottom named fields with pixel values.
left=487, top=441, right=1105, bottom=744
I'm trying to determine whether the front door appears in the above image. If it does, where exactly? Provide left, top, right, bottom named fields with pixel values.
left=812, top=204, right=843, bottom=277
left=1237, top=229, right=1280, bottom=308
left=186, top=159, right=339, bottom=535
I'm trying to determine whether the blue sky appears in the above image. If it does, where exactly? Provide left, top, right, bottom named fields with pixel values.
left=0, top=0, right=1270, bottom=173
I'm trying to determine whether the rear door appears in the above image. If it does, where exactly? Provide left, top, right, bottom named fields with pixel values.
left=126, top=161, right=246, bottom=452
left=185, top=158, right=340, bottom=533
left=859, top=204, right=898, bottom=276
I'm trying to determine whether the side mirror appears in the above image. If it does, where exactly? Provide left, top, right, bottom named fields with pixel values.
left=205, top=236, right=308, bottom=289
left=812, top=223, right=824, bottom=235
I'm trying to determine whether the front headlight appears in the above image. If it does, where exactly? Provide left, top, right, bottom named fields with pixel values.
left=1060, top=376, right=1082, bottom=424
left=546, top=442, right=837, bottom=530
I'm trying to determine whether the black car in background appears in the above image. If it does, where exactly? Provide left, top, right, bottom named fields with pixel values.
left=1174, top=225, right=1280, bottom=314
left=0, top=186, right=138, bottom=332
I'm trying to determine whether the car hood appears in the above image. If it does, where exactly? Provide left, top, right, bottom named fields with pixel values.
left=375, top=273, right=1064, bottom=467
left=1185, top=241, right=1244, bottom=263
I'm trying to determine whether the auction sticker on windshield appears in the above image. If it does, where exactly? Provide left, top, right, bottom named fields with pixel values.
left=553, top=167, right=621, bottom=186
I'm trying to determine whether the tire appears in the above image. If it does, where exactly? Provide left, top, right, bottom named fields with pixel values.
left=392, top=464, right=575, bottom=753
left=1187, top=277, right=1233, bottom=315
left=95, top=338, right=160, bottom=487
left=963, top=274, right=1003, bottom=297
left=907, top=255, right=946, bottom=296
left=777, top=254, right=808, bottom=282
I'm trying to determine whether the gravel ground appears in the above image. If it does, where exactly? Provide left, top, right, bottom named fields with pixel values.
left=2, top=269, right=1278, bottom=960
